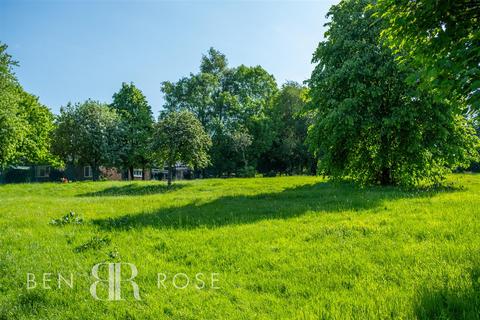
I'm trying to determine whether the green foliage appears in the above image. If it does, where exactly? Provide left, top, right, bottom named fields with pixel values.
left=222, top=65, right=277, bottom=121
left=152, top=110, right=211, bottom=185
left=162, top=72, right=219, bottom=129
left=0, top=87, right=23, bottom=168
left=161, top=48, right=278, bottom=177
left=200, top=47, right=228, bottom=75
left=16, top=91, right=58, bottom=166
left=0, top=44, right=22, bottom=169
left=236, top=165, right=256, bottom=178
left=374, top=0, right=480, bottom=112
left=52, top=100, right=120, bottom=180
left=111, top=82, right=154, bottom=179
left=307, top=0, right=479, bottom=186
left=259, top=82, right=314, bottom=175
left=209, top=122, right=254, bottom=176
left=51, top=104, right=78, bottom=164
left=0, top=43, right=57, bottom=169
left=222, top=65, right=278, bottom=168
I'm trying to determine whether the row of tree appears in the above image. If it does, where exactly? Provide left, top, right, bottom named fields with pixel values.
left=0, top=44, right=315, bottom=184
left=52, top=97, right=210, bottom=185
left=161, top=48, right=315, bottom=177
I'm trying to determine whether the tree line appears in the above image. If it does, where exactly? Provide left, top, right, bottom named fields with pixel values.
left=0, top=45, right=314, bottom=184
left=0, top=0, right=479, bottom=186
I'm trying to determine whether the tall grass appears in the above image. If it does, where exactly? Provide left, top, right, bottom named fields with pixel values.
left=0, top=175, right=479, bottom=319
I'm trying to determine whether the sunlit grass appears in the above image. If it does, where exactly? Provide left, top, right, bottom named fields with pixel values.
left=0, top=174, right=479, bottom=319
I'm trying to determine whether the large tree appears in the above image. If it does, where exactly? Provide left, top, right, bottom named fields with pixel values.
left=0, top=85, right=23, bottom=169
left=161, top=48, right=278, bottom=177
left=307, top=0, right=479, bottom=186
left=111, top=82, right=154, bottom=180
left=161, top=73, right=219, bottom=130
left=51, top=103, right=79, bottom=165
left=0, top=43, right=57, bottom=169
left=208, top=120, right=254, bottom=177
left=152, top=111, right=211, bottom=186
left=52, top=100, right=120, bottom=180
left=374, top=0, right=480, bottom=113
left=16, top=91, right=57, bottom=165
left=259, top=82, right=314, bottom=175
left=221, top=65, right=278, bottom=166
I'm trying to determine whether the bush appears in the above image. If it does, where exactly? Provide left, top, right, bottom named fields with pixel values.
left=470, top=162, right=480, bottom=172
left=263, top=170, right=277, bottom=177
left=49, top=169, right=64, bottom=182
left=237, top=166, right=256, bottom=178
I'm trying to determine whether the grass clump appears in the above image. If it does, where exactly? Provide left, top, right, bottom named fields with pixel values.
left=74, top=235, right=111, bottom=253
left=49, top=211, right=83, bottom=226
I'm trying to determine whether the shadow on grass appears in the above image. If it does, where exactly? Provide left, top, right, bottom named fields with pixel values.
left=78, top=183, right=185, bottom=197
left=93, top=181, right=456, bottom=230
left=414, top=267, right=480, bottom=319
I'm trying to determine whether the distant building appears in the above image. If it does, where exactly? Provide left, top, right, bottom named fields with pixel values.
left=0, top=164, right=191, bottom=183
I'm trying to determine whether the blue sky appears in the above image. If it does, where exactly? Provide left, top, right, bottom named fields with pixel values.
left=1, top=0, right=338, bottom=115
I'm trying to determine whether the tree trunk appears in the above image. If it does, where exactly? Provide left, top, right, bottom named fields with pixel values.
left=242, top=150, right=247, bottom=171
left=92, top=163, right=99, bottom=181
left=380, top=167, right=392, bottom=186
left=142, top=165, right=146, bottom=181
left=167, top=165, right=173, bottom=187
left=129, top=166, right=134, bottom=181
left=310, top=156, right=318, bottom=176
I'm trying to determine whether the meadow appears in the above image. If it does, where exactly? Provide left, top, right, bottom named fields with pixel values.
left=0, top=174, right=479, bottom=319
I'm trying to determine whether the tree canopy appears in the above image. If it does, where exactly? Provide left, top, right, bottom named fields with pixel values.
left=161, top=48, right=278, bottom=177
left=0, top=43, right=57, bottom=170
left=53, top=100, right=120, bottom=180
left=374, top=0, right=480, bottom=113
left=111, top=82, right=154, bottom=180
left=259, top=82, right=314, bottom=175
left=152, top=110, right=212, bottom=185
left=306, top=0, right=479, bottom=185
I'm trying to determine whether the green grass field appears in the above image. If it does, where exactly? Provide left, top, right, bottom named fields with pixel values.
left=0, top=175, right=479, bottom=319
